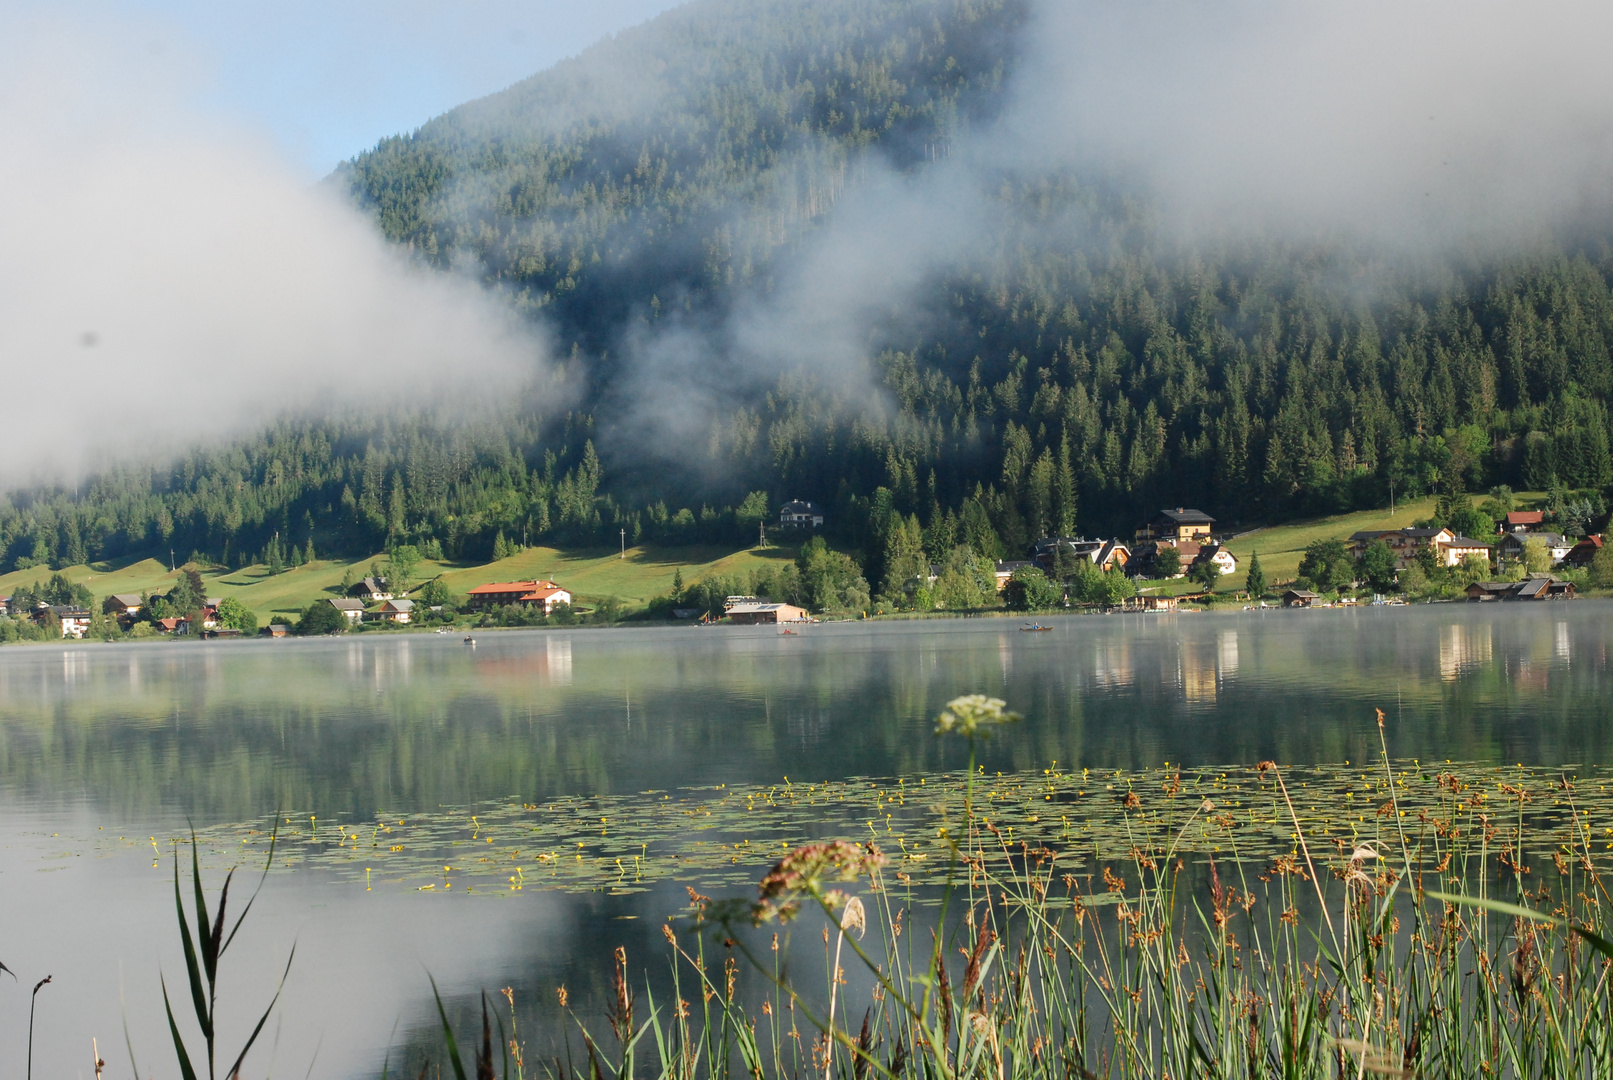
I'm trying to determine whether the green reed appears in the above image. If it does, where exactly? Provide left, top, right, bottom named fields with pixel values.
left=491, top=700, right=1613, bottom=1080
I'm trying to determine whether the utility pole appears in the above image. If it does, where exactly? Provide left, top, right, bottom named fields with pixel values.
left=169, top=549, right=175, bottom=573
left=759, top=520, right=766, bottom=549
left=1389, top=477, right=1395, bottom=517
left=620, top=528, right=626, bottom=560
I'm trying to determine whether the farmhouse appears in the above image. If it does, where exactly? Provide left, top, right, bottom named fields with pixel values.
left=37, top=605, right=92, bottom=638
left=1500, top=511, right=1546, bottom=534
left=1438, top=535, right=1494, bottom=567
left=1136, top=508, right=1215, bottom=544
left=328, top=598, right=366, bottom=624
left=778, top=501, right=825, bottom=528
left=1030, top=537, right=1130, bottom=573
left=104, top=594, right=143, bottom=620
left=726, top=601, right=809, bottom=624
left=1192, top=543, right=1238, bottom=576
left=1495, top=532, right=1574, bottom=566
left=1563, top=535, right=1604, bottom=568
left=466, top=580, right=572, bottom=614
left=374, top=598, right=414, bottom=623
left=348, top=577, right=393, bottom=601
left=993, top=560, right=1037, bottom=590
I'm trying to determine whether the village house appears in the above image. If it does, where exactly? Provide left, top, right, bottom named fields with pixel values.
left=373, top=598, right=414, bottom=623
left=1135, top=508, right=1215, bottom=544
left=1564, top=535, right=1604, bottom=568
left=726, top=601, right=810, bottom=625
left=1500, top=511, right=1546, bottom=534
left=1348, top=527, right=1492, bottom=568
left=993, top=560, right=1037, bottom=590
left=778, top=500, right=825, bottom=529
left=154, top=617, right=183, bottom=634
left=1282, top=589, right=1320, bottom=608
left=262, top=624, right=290, bottom=638
left=0, top=596, right=9, bottom=616
left=1465, top=576, right=1576, bottom=601
left=37, top=605, right=92, bottom=638
left=104, top=594, right=143, bottom=622
left=1030, top=537, right=1130, bottom=574
left=1191, top=543, right=1238, bottom=577
left=328, top=598, right=366, bottom=624
left=1495, top=531, right=1574, bottom=566
left=1439, top=535, right=1494, bottom=567
left=465, top=580, right=572, bottom=614
left=348, top=577, right=393, bottom=602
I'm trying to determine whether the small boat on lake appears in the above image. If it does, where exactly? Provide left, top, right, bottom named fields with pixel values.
left=1021, top=624, right=1054, bottom=632
left=463, top=635, right=476, bottom=645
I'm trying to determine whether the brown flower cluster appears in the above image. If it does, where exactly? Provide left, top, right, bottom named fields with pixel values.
left=752, top=840, right=887, bottom=924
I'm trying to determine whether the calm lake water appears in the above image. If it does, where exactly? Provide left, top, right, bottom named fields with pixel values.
left=1, top=604, right=1610, bottom=1078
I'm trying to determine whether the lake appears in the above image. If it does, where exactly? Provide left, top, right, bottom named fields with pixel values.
left=1, top=603, right=1608, bottom=1078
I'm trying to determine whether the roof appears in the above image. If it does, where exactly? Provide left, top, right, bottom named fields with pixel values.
left=994, top=560, right=1036, bottom=573
left=110, top=593, right=143, bottom=606
left=1348, top=530, right=1396, bottom=542
left=1283, top=589, right=1319, bottom=598
left=780, top=500, right=822, bottom=513
left=267, top=624, right=290, bottom=631
left=1402, top=528, right=1450, bottom=538
left=329, top=598, right=365, bottom=611
left=1574, top=535, right=1604, bottom=549
left=1468, top=581, right=1516, bottom=594
left=1443, top=536, right=1493, bottom=547
left=520, top=586, right=569, bottom=602
left=467, top=580, right=547, bottom=594
left=1517, top=577, right=1552, bottom=598
left=1504, top=511, right=1545, bottom=526
left=1155, top=508, right=1215, bottom=525
left=727, top=602, right=803, bottom=614
left=382, top=598, right=415, bottom=610
left=46, top=605, right=89, bottom=616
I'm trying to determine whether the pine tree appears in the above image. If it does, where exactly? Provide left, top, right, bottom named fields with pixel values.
left=493, top=531, right=511, bottom=560
left=671, top=567, right=685, bottom=602
left=304, top=537, right=316, bottom=565
left=1246, top=550, right=1267, bottom=598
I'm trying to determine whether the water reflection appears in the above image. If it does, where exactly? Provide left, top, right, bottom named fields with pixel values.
left=1, top=604, right=1611, bottom=1078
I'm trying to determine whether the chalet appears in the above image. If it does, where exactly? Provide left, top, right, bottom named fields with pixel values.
left=1128, top=594, right=1179, bottom=612
left=779, top=501, right=825, bottom=529
left=1438, top=535, right=1494, bottom=568
left=348, top=577, right=393, bottom=602
left=1350, top=527, right=1449, bottom=561
left=374, top=598, right=414, bottom=623
left=726, top=601, right=810, bottom=625
left=1564, top=535, right=1604, bottom=568
left=329, top=598, right=366, bottom=624
left=1495, top=532, right=1573, bottom=566
left=104, top=594, right=143, bottom=620
left=466, top=580, right=572, bottom=613
left=202, top=598, right=221, bottom=629
left=37, top=605, right=91, bottom=638
left=1500, top=511, right=1546, bottom=534
left=1192, top=543, right=1238, bottom=576
left=262, top=624, right=290, bottom=638
left=993, top=560, right=1036, bottom=591
left=1465, top=576, right=1576, bottom=601
left=0, top=596, right=8, bottom=616
left=1030, top=537, right=1130, bottom=573
left=154, top=617, right=183, bottom=634
left=1136, top=509, right=1215, bottom=544
left=1281, top=589, right=1320, bottom=608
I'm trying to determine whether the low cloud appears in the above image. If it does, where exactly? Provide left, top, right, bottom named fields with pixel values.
left=0, top=13, right=551, bottom=485
left=1006, top=0, right=1613, bottom=248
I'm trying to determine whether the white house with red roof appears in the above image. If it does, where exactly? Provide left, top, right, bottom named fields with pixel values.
left=467, top=580, right=573, bottom=614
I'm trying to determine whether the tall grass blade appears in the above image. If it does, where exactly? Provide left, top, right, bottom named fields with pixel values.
left=172, top=847, right=212, bottom=1043
left=1426, top=889, right=1613, bottom=961
left=224, top=945, right=297, bottom=1079
left=162, top=975, right=201, bottom=1080
left=430, top=973, right=471, bottom=1080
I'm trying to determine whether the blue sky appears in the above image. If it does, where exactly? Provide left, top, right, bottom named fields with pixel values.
left=54, top=0, right=684, bottom=177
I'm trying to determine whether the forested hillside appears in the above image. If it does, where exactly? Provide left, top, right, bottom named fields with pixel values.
left=4, top=0, right=1613, bottom=587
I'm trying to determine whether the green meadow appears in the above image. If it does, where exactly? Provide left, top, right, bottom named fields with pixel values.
left=0, top=543, right=797, bottom=624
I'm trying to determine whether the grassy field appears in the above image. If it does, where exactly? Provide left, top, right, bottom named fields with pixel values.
left=1215, top=496, right=1440, bottom=591
left=0, top=543, right=798, bottom=625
